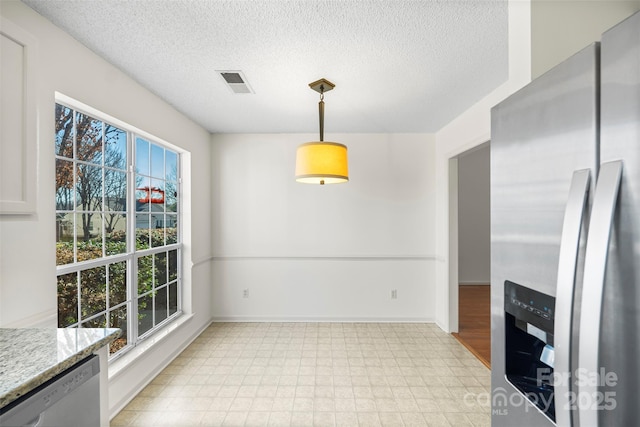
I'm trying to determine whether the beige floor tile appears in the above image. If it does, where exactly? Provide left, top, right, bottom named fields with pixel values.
left=443, top=413, right=474, bottom=426
left=272, top=397, right=294, bottom=412
left=293, top=396, right=314, bottom=412
left=334, top=398, right=356, bottom=412
left=197, top=385, right=222, bottom=397
left=295, top=385, right=315, bottom=397
left=110, top=410, right=139, bottom=426
left=255, top=385, right=277, bottom=397
left=314, top=397, right=336, bottom=412
left=464, top=412, right=491, bottom=427
left=376, top=398, right=400, bottom=412
left=313, top=411, right=336, bottom=427
left=355, top=398, right=377, bottom=412
left=335, top=411, right=358, bottom=426
left=130, top=411, right=161, bottom=426
left=221, top=411, right=247, bottom=426
left=401, top=411, right=427, bottom=426
left=267, top=411, right=292, bottom=426
left=358, top=411, right=382, bottom=426
left=111, top=323, right=492, bottom=427
left=379, top=411, right=404, bottom=426
left=424, top=413, right=451, bottom=426
left=208, top=397, right=233, bottom=412
left=229, top=397, right=254, bottom=411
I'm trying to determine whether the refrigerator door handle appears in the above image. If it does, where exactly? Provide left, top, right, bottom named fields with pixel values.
left=578, top=160, right=623, bottom=427
left=554, top=168, right=591, bottom=427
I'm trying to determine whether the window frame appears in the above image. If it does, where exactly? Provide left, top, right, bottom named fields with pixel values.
left=54, top=97, right=183, bottom=361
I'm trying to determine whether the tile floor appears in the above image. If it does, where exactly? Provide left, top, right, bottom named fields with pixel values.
left=111, top=323, right=491, bottom=426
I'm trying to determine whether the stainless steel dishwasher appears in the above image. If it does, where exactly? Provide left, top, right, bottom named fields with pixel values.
left=0, top=355, right=100, bottom=427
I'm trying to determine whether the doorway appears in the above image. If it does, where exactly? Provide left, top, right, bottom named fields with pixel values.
left=451, top=142, right=491, bottom=368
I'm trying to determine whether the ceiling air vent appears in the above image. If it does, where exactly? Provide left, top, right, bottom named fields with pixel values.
left=217, top=70, right=254, bottom=94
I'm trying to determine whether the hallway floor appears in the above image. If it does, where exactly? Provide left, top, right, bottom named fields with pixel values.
left=452, top=285, right=491, bottom=368
left=111, top=322, right=490, bottom=426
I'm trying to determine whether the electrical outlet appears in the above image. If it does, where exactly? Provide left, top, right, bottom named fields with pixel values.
left=391, top=289, right=397, bottom=299
left=243, top=289, right=249, bottom=298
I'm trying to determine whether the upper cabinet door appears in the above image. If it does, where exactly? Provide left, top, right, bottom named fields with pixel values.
left=1, top=17, right=37, bottom=214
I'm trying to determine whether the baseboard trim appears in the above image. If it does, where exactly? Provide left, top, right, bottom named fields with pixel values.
left=459, top=282, right=490, bottom=286
left=210, top=316, right=434, bottom=323
left=212, top=255, right=436, bottom=262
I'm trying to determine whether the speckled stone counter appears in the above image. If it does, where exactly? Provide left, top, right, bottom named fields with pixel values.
left=0, top=328, right=121, bottom=408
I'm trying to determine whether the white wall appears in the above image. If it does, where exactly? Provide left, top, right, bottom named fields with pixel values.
left=531, top=0, right=640, bottom=79
left=211, top=133, right=436, bottom=321
left=0, top=1, right=212, bottom=418
left=457, top=144, right=490, bottom=284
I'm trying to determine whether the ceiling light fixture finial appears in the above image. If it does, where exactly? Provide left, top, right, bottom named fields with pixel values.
left=295, top=78, right=348, bottom=185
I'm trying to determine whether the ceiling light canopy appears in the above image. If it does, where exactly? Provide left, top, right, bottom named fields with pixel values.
left=295, top=79, right=349, bottom=185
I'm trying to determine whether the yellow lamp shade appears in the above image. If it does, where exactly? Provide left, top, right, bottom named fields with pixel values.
left=295, top=141, right=349, bottom=184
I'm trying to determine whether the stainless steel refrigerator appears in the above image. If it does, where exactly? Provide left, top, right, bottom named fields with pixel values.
left=490, top=11, right=639, bottom=427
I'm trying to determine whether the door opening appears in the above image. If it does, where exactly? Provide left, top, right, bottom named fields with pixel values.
left=451, top=142, right=491, bottom=368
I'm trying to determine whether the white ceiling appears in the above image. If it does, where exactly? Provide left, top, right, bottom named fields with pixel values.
left=22, top=0, right=508, bottom=134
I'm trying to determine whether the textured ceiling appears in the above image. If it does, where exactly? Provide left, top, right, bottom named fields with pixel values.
left=22, top=0, right=508, bottom=134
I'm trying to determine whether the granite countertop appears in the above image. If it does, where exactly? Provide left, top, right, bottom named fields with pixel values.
left=0, top=328, right=121, bottom=408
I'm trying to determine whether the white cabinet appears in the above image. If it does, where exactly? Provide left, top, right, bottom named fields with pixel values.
left=1, top=17, right=37, bottom=214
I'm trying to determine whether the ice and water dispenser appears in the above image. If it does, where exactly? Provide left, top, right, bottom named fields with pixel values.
left=504, top=280, right=556, bottom=421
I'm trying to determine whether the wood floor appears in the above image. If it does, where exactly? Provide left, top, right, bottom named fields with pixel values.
left=452, top=284, right=491, bottom=369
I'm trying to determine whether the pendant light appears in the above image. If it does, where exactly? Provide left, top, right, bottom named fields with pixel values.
left=295, top=78, right=349, bottom=185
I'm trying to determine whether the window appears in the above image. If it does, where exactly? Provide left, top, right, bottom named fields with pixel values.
left=55, top=102, right=181, bottom=358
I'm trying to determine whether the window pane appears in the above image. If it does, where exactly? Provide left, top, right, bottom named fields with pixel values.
left=76, top=164, right=103, bottom=211
left=154, top=252, right=167, bottom=287
left=56, top=215, right=74, bottom=266
left=104, top=125, right=127, bottom=171
left=135, top=214, right=150, bottom=249
left=151, top=222, right=165, bottom=248
left=135, top=175, right=150, bottom=212
left=57, top=272, right=78, bottom=327
left=108, top=261, right=127, bottom=306
left=151, top=144, right=164, bottom=179
left=106, top=214, right=126, bottom=255
left=138, top=295, right=153, bottom=336
left=138, top=255, right=153, bottom=295
left=169, top=283, right=178, bottom=316
left=82, top=314, right=106, bottom=328
left=105, top=170, right=126, bottom=211
left=150, top=179, right=165, bottom=212
left=165, top=182, right=177, bottom=212
left=76, top=112, right=103, bottom=165
left=155, top=286, right=168, bottom=324
left=76, top=213, right=102, bottom=261
left=80, top=266, right=106, bottom=319
left=55, top=104, right=74, bottom=158
left=168, top=249, right=178, bottom=282
left=135, top=137, right=149, bottom=176
left=166, top=215, right=178, bottom=244
left=165, top=151, right=177, bottom=182
left=56, top=159, right=75, bottom=210
left=109, top=306, right=128, bottom=355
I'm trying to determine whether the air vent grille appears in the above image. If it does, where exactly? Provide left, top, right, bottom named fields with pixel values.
left=217, top=70, right=254, bottom=94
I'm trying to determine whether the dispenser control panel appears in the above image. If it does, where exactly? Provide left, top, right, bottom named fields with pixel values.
left=504, top=280, right=555, bottom=334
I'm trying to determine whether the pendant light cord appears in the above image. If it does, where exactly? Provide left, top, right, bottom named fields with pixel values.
left=319, top=88, right=325, bottom=142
